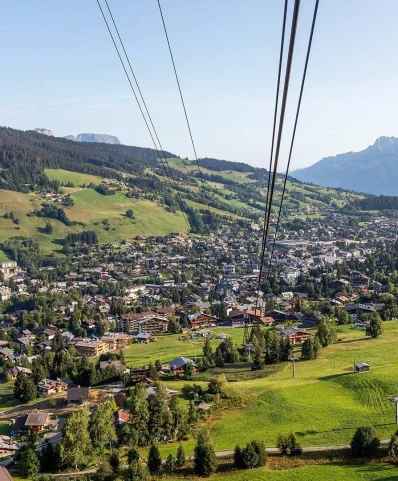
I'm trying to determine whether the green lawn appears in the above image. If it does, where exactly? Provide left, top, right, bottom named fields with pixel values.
left=153, top=322, right=398, bottom=458
left=168, top=463, right=398, bottom=481
left=124, top=327, right=246, bottom=367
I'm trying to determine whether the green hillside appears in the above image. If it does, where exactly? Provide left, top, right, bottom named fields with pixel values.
left=0, top=126, right=366, bottom=258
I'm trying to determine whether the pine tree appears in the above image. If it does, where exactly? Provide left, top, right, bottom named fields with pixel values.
left=130, top=384, right=149, bottom=446
left=18, top=447, right=40, bottom=478
left=165, top=454, right=175, bottom=474
left=147, top=444, right=162, bottom=473
left=203, top=337, right=213, bottom=365
left=193, top=428, right=217, bottom=476
left=175, top=444, right=186, bottom=468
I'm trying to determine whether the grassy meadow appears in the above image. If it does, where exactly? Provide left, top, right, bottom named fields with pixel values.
left=141, top=322, right=398, bottom=459
left=0, top=169, right=188, bottom=258
left=167, top=462, right=398, bottom=481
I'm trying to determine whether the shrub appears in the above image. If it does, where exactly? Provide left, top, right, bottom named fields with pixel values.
left=277, top=433, right=302, bottom=456
left=234, top=440, right=267, bottom=469
left=351, top=426, right=380, bottom=457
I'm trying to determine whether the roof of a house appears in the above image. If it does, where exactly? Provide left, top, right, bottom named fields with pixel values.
left=0, top=467, right=14, bottom=481
left=24, top=412, right=49, bottom=427
left=169, top=356, right=197, bottom=369
left=67, top=387, right=90, bottom=401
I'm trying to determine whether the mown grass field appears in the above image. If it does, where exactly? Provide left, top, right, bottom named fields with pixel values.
left=124, top=327, right=245, bottom=367
left=150, top=322, right=398, bottom=459
left=167, top=462, right=398, bottom=481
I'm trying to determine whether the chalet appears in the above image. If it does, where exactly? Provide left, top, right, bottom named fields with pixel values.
left=279, top=327, right=312, bottom=345
left=37, top=378, right=68, bottom=397
left=14, top=412, right=50, bottom=434
left=355, top=362, right=370, bottom=373
left=135, top=333, right=152, bottom=344
left=190, top=313, right=218, bottom=329
left=130, top=367, right=151, bottom=385
left=156, top=306, right=176, bottom=317
left=265, top=309, right=292, bottom=322
left=228, top=309, right=247, bottom=326
left=24, top=412, right=51, bottom=433
left=8, top=366, right=32, bottom=380
left=67, top=386, right=90, bottom=406
left=42, top=329, right=56, bottom=341
left=169, top=356, right=197, bottom=376
left=0, top=348, right=15, bottom=361
left=99, top=360, right=127, bottom=373
left=344, top=303, right=376, bottom=320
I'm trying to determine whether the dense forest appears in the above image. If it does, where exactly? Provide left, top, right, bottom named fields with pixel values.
left=350, top=195, right=398, bottom=211
left=0, top=127, right=176, bottom=193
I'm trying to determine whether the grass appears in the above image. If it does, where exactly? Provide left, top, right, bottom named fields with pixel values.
left=0, top=186, right=188, bottom=257
left=167, top=462, right=398, bottom=481
left=123, top=327, right=246, bottom=367
left=44, top=168, right=106, bottom=189
left=152, top=322, right=398, bottom=459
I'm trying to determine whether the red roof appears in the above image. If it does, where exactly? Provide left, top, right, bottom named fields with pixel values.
left=116, top=410, right=130, bottom=423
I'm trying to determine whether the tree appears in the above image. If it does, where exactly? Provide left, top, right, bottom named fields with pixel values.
left=147, top=444, right=162, bottom=473
left=234, top=440, right=267, bottom=469
left=126, top=209, right=135, bottom=219
left=130, top=384, right=149, bottom=446
left=44, top=222, right=53, bottom=235
left=316, top=317, right=337, bottom=347
left=251, top=335, right=265, bottom=370
left=336, top=308, right=350, bottom=325
left=350, top=426, right=380, bottom=457
left=193, top=428, right=217, bottom=476
left=59, top=409, right=92, bottom=469
left=301, top=336, right=321, bottom=360
left=14, top=372, right=37, bottom=403
left=208, top=374, right=227, bottom=396
left=203, top=337, right=213, bottom=365
left=165, top=454, right=176, bottom=475
left=127, top=447, right=140, bottom=465
left=265, top=330, right=281, bottom=364
left=365, top=313, right=383, bottom=338
left=18, top=447, right=40, bottom=478
left=184, top=362, right=193, bottom=378
left=175, top=444, right=186, bottom=468
left=277, top=433, right=302, bottom=456
left=89, top=401, right=117, bottom=452
left=123, top=461, right=149, bottom=481
left=388, top=430, right=398, bottom=458
left=147, top=383, right=167, bottom=442
left=168, top=317, right=181, bottom=334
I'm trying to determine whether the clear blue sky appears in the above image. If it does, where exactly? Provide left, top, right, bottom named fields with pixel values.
left=1, top=0, right=398, bottom=170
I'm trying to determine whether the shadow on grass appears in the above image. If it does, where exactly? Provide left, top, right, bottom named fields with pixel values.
left=51, top=238, right=64, bottom=246
left=318, top=372, right=352, bottom=381
left=296, top=422, right=394, bottom=438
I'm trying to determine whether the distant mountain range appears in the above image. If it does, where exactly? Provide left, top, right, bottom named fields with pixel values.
left=34, top=128, right=120, bottom=145
left=292, top=137, right=398, bottom=195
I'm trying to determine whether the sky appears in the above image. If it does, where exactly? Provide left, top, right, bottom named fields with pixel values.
left=1, top=0, right=398, bottom=171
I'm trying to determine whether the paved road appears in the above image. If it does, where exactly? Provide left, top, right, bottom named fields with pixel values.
left=213, top=439, right=391, bottom=458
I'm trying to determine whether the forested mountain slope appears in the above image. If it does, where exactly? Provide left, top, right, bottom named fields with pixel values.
left=0, top=127, right=364, bottom=260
